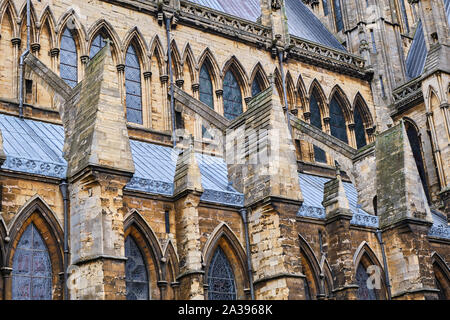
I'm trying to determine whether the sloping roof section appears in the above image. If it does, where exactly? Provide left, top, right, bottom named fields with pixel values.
left=405, top=20, right=427, bottom=79
left=429, top=209, right=450, bottom=239
left=284, top=0, right=345, bottom=50
left=297, top=173, right=379, bottom=228
left=188, top=0, right=346, bottom=51
left=0, top=114, right=66, bottom=178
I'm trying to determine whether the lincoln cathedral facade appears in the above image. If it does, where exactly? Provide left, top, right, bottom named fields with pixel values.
left=0, top=0, right=448, bottom=300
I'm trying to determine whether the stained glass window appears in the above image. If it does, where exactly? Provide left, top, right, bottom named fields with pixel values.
left=90, top=33, right=106, bottom=58
left=223, top=70, right=243, bottom=121
left=125, top=236, right=149, bottom=300
left=251, top=74, right=263, bottom=97
left=60, top=27, right=78, bottom=88
left=310, top=93, right=326, bottom=163
left=356, top=263, right=377, bottom=300
left=125, top=44, right=143, bottom=124
left=322, top=0, right=329, bottom=16
left=12, top=223, right=52, bottom=300
left=199, top=63, right=214, bottom=109
left=329, top=97, right=348, bottom=144
left=208, top=247, right=236, bottom=300
left=334, top=0, right=344, bottom=32
left=405, top=122, right=430, bottom=203
left=354, top=106, right=367, bottom=149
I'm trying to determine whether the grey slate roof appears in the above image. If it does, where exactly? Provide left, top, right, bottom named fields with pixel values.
left=405, top=20, right=427, bottom=80
left=188, top=0, right=346, bottom=50
left=298, top=173, right=379, bottom=228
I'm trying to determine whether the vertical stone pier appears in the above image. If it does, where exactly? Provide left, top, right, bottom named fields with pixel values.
left=65, top=44, right=135, bottom=299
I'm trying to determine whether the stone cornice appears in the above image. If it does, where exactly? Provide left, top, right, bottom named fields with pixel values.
left=391, top=76, right=424, bottom=117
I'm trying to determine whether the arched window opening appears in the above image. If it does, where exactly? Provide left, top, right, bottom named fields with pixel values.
left=329, top=97, right=348, bottom=144
left=373, top=196, right=378, bottom=216
left=60, top=27, right=78, bottom=88
left=125, top=236, right=149, bottom=300
left=12, top=223, right=52, bottom=300
left=223, top=70, right=243, bottom=121
left=207, top=246, right=237, bottom=300
left=199, top=62, right=214, bottom=109
left=354, top=105, right=367, bottom=149
left=300, top=248, right=319, bottom=300
left=433, top=260, right=450, bottom=300
left=333, top=0, right=344, bottom=32
left=405, top=121, right=431, bottom=203
left=310, top=93, right=326, bottom=163
left=90, top=33, right=106, bottom=58
left=125, top=44, right=143, bottom=124
left=356, top=263, right=377, bottom=300
left=251, top=73, right=263, bottom=97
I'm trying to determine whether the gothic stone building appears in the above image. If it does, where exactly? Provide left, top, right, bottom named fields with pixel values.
left=0, top=0, right=448, bottom=300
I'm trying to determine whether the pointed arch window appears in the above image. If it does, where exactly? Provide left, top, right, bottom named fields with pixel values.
left=207, top=247, right=237, bottom=300
left=356, top=263, right=377, bottom=300
left=223, top=70, right=243, bottom=121
left=199, top=63, right=214, bottom=109
left=60, top=27, right=78, bottom=88
left=251, top=73, right=263, bottom=97
left=329, top=97, right=348, bottom=144
left=125, top=236, right=149, bottom=300
left=405, top=122, right=430, bottom=203
left=90, top=33, right=106, bottom=58
left=12, top=223, right=52, bottom=300
left=333, top=0, right=344, bottom=32
left=354, top=106, right=367, bottom=149
left=125, top=44, right=143, bottom=124
left=310, top=93, right=327, bottom=163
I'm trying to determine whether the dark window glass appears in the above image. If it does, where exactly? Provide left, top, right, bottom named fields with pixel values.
left=329, top=97, right=348, bottom=144
left=90, top=33, right=106, bottom=58
left=334, top=0, right=344, bottom=32
left=400, top=0, right=410, bottom=33
left=125, top=236, right=149, bottom=300
left=354, top=106, right=367, bottom=149
left=370, top=29, right=377, bottom=53
left=12, top=223, right=52, bottom=300
left=208, top=247, right=236, bottom=300
left=199, top=63, right=214, bottom=109
left=323, top=0, right=329, bottom=16
left=60, top=27, right=78, bottom=88
left=251, top=74, right=262, bottom=97
left=125, top=44, right=143, bottom=124
left=223, top=70, right=243, bottom=120
left=405, top=123, right=430, bottom=203
left=309, top=93, right=327, bottom=163
left=379, top=76, right=386, bottom=97
left=356, top=263, right=377, bottom=300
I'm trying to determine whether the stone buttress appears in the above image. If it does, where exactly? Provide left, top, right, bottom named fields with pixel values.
left=226, top=86, right=305, bottom=299
left=376, top=121, right=438, bottom=300
left=65, top=44, right=135, bottom=300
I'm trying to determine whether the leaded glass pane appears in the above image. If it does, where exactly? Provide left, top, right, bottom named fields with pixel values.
left=329, top=97, right=348, bottom=144
left=60, top=27, right=78, bottom=88
left=309, top=94, right=326, bottom=163
left=251, top=75, right=262, bottom=97
left=334, top=0, right=344, bottom=31
left=208, top=247, right=236, bottom=300
left=12, top=223, right=52, bottom=300
left=199, top=63, right=214, bottom=109
left=223, top=70, right=243, bottom=121
left=354, top=106, right=367, bottom=149
left=406, top=123, right=430, bottom=203
left=356, top=264, right=377, bottom=300
left=90, top=33, right=106, bottom=58
left=125, top=236, right=149, bottom=300
left=125, top=45, right=143, bottom=124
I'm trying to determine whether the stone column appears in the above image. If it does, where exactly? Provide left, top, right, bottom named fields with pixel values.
left=227, top=86, right=305, bottom=300
left=64, top=44, right=135, bottom=300
left=173, top=137, right=205, bottom=299
left=323, top=166, right=358, bottom=299
left=376, top=122, right=438, bottom=300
